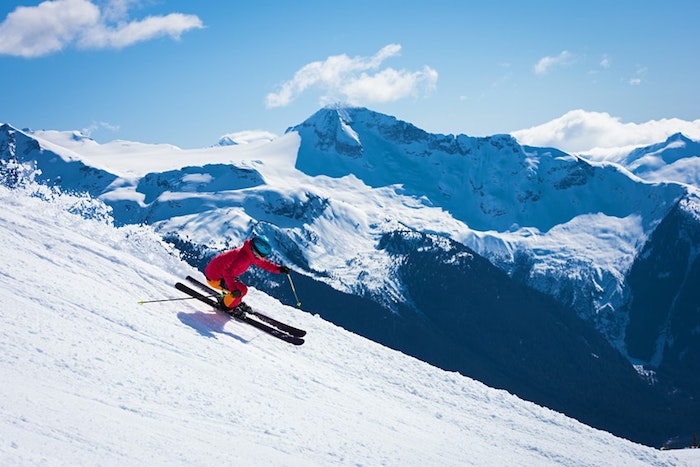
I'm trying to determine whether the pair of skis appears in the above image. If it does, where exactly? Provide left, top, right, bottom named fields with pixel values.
left=175, top=276, right=306, bottom=346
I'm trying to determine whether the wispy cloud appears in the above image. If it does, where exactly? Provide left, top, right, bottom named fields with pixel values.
left=0, top=0, right=203, bottom=58
left=628, top=65, right=647, bottom=86
left=101, top=0, right=141, bottom=22
left=533, top=50, right=574, bottom=75
left=265, top=44, right=438, bottom=108
left=81, top=120, right=119, bottom=138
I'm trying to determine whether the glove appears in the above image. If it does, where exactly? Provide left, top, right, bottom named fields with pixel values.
left=278, top=265, right=291, bottom=274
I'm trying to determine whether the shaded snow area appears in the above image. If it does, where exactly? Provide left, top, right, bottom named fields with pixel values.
left=1, top=184, right=697, bottom=466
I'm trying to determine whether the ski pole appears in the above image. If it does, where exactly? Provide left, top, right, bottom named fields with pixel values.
left=138, top=294, right=218, bottom=305
left=286, top=273, right=302, bottom=308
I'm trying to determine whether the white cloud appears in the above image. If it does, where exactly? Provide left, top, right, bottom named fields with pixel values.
left=82, top=120, right=120, bottom=137
left=265, top=44, right=438, bottom=108
left=79, top=12, right=203, bottom=49
left=511, top=109, right=700, bottom=159
left=340, top=66, right=438, bottom=104
left=628, top=65, right=647, bottom=86
left=0, top=0, right=98, bottom=57
left=600, top=54, right=611, bottom=69
left=0, top=0, right=203, bottom=58
left=101, top=0, right=140, bottom=22
left=533, top=50, right=573, bottom=75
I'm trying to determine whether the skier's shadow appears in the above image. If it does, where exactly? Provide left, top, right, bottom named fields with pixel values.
left=177, top=310, right=249, bottom=344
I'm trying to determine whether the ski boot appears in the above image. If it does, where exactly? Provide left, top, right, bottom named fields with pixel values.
left=233, top=302, right=253, bottom=318
left=216, top=290, right=242, bottom=312
left=229, top=301, right=252, bottom=319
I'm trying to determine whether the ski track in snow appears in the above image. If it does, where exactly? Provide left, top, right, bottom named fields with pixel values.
left=1, top=185, right=697, bottom=466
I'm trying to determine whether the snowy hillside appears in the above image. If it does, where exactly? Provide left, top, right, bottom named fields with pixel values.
left=2, top=108, right=699, bottom=447
left=2, top=183, right=699, bottom=465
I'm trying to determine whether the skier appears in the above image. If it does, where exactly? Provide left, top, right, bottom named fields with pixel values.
left=204, top=235, right=290, bottom=316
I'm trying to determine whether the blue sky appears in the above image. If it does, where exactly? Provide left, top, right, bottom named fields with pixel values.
left=1, top=0, right=698, bottom=148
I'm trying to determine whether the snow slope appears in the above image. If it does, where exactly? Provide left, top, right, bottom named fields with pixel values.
left=2, top=186, right=697, bottom=464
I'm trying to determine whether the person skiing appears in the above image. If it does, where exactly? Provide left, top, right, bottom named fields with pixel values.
left=204, top=235, right=290, bottom=316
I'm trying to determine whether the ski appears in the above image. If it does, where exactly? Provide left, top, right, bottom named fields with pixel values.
left=249, top=310, right=306, bottom=338
left=175, top=282, right=218, bottom=308
left=185, top=275, right=307, bottom=337
left=174, top=282, right=304, bottom=346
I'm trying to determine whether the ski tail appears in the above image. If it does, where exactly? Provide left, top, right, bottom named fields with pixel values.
left=175, top=282, right=219, bottom=308
left=185, top=275, right=219, bottom=295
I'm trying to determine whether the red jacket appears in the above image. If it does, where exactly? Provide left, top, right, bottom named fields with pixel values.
left=205, top=239, right=281, bottom=288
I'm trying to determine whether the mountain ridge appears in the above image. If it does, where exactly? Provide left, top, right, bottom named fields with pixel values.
left=2, top=107, right=699, bottom=447
left=291, top=107, right=686, bottom=232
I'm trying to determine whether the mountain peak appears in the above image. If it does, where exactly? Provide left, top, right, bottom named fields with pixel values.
left=288, top=105, right=433, bottom=145
left=287, top=105, right=365, bottom=160
left=666, top=132, right=694, bottom=144
left=289, top=106, right=682, bottom=233
left=623, top=132, right=700, bottom=182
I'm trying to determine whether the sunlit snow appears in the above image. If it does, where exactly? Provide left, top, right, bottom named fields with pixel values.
left=2, top=183, right=697, bottom=465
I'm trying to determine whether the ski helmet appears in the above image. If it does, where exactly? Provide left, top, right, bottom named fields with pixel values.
left=251, top=235, right=272, bottom=257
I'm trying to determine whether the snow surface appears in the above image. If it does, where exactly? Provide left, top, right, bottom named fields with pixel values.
left=2, top=185, right=699, bottom=466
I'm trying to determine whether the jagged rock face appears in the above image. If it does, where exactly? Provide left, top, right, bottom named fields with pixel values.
left=289, top=108, right=694, bottom=361
left=625, top=195, right=700, bottom=388
left=291, top=107, right=684, bottom=232
left=373, top=230, right=693, bottom=447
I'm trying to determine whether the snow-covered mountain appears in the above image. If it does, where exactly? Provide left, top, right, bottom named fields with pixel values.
left=2, top=107, right=699, bottom=448
left=620, top=133, right=700, bottom=186
left=5, top=182, right=700, bottom=465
